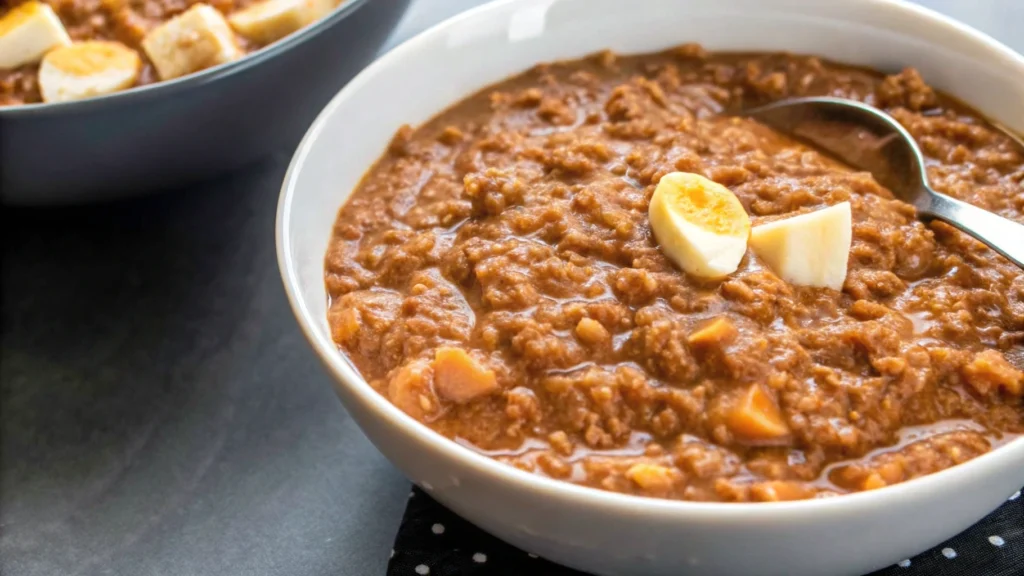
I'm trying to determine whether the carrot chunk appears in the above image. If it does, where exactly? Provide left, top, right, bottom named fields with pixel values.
left=727, top=384, right=790, bottom=442
left=750, top=481, right=813, bottom=501
left=575, top=318, right=610, bottom=346
left=330, top=307, right=360, bottom=345
left=434, top=347, right=499, bottom=403
left=388, top=359, right=437, bottom=421
left=626, top=463, right=676, bottom=492
left=687, top=317, right=738, bottom=351
left=962, top=349, right=1023, bottom=396
left=861, top=473, right=887, bottom=491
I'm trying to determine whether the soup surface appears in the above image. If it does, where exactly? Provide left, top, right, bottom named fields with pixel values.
left=325, top=45, right=1024, bottom=502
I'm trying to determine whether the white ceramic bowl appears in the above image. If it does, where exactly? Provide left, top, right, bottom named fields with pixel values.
left=277, top=1, right=1024, bottom=574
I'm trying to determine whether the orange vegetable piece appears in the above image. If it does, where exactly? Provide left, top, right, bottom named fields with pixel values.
left=961, top=349, right=1023, bottom=396
left=433, top=347, right=499, bottom=404
left=575, top=317, right=610, bottom=346
left=687, top=317, right=738, bottom=351
left=861, top=473, right=887, bottom=491
left=727, top=384, right=790, bottom=442
left=388, top=359, right=437, bottom=421
left=329, top=307, right=360, bottom=345
left=626, top=463, right=676, bottom=492
left=750, top=481, right=813, bottom=502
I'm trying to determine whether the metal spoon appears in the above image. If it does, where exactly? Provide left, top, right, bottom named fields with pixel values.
left=741, top=96, right=1024, bottom=269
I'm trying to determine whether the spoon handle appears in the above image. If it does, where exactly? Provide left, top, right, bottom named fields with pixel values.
left=921, top=192, right=1024, bottom=270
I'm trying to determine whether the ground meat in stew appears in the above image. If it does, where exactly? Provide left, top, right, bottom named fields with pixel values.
left=0, top=0, right=261, bottom=105
left=325, top=46, right=1024, bottom=502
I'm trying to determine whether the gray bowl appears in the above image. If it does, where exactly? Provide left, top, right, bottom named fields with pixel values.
left=0, top=0, right=411, bottom=205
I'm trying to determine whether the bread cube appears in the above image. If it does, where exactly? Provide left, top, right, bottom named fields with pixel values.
left=0, top=1, right=71, bottom=70
left=228, top=0, right=335, bottom=44
left=141, top=4, right=242, bottom=81
left=39, top=41, right=141, bottom=102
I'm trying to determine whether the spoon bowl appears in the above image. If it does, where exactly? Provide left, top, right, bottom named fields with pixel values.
left=743, top=97, right=1024, bottom=269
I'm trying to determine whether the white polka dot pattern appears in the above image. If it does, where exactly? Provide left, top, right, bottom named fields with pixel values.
left=388, top=485, right=1024, bottom=576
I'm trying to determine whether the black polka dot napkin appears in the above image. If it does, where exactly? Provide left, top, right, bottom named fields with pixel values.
left=389, top=486, right=1023, bottom=576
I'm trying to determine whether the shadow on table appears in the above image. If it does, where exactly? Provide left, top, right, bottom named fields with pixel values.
left=2, top=158, right=275, bottom=468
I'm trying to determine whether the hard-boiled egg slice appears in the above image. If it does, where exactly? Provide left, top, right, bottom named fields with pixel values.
left=0, top=1, right=71, bottom=70
left=141, top=3, right=242, bottom=81
left=649, top=171, right=751, bottom=279
left=748, top=201, right=852, bottom=290
left=39, top=41, right=141, bottom=102
left=228, top=0, right=335, bottom=45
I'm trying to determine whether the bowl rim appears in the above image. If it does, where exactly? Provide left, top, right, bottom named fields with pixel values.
left=278, top=0, right=1024, bottom=519
left=0, top=0, right=372, bottom=117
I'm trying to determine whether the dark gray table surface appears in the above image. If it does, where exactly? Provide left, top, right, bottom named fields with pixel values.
left=2, top=2, right=1021, bottom=575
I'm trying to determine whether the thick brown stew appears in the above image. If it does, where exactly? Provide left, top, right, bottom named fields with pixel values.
left=325, top=46, right=1024, bottom=502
